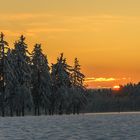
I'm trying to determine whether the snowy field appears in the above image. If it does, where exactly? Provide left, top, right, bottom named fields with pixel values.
left=0, top=113, right=140, bottom=140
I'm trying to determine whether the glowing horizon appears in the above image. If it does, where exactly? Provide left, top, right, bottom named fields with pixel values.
left=0, top=0, right=140, bottom=88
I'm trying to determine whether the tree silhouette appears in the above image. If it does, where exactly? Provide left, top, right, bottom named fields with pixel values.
left=31, top=44, right=51, bottom=115
left=12, top=35, right=32, bottom=116
left=0, top=33, right=8, bottom=116
left=71, top=58, right=86, bottom=114
left=51, top=53, right=72, bottom=114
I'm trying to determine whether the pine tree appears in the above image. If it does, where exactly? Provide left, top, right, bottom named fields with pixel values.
left=71, top=58, right=86, bottom=114
left=0, top=33, right=9, bottom=116
left=31, top=44, right=51, bottom=115
left=5, top=49, right=18, bottom=116
left=12, top=35, right=32, bottom=116
left=51, top=53, right=72, bottom=114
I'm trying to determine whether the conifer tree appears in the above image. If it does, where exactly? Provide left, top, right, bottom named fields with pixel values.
left=0, top=33, right=9, bottom=116
left=12, top=35, right=32, bottom=116
left=71, top=58, right=86, bottom=114
left=31, top=44, right=51, bottom=115
left=5, top=49, right=18, bottom=116
left=51, top=53, right=71, bottom=114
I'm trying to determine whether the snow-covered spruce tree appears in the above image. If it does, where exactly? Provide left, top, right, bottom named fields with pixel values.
left=0, top=33, right=9, bottom=117
left=71, top=58, right=87, bottom=114
left=31, top=44, right=52, bottom=115
left=51, top=53, right=72, bottom=114
left=5, top=48, right=25, bottom=116
left=12, top=35, right=32, bottom=116
left=5, top=49, right=17, bottom=116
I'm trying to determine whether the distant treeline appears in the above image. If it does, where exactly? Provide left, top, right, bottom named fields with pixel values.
left=84, top=83, right=140, bottom=113
left=0, top=33, right=86, bottom=117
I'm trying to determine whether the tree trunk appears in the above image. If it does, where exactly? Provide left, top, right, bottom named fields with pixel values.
left=34, top=106, right=37, bottom=116
left=76, top=105, right=80, bottom=114
left=22, top=106, right=25, bottom=116
left=45, top=107, right=47, bottom=115
left=59, top=102, right=63, bottom=115
left=37, top=106, right=40, bottom=116
left=10, top=107, right=13, bottom=117
left=16, top=109, right=19, bottom=116
left=1, top=106, right=5, bottom=117
left=73, top=105, right=76, bottom=114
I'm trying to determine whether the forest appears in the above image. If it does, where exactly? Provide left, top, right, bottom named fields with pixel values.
left=84, top=83, right=140, bottom=113
left=0, top=33, right=86, bottom=116
left=0, top=32, right=140, bottom=117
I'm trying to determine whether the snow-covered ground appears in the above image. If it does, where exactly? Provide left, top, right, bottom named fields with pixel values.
left=0, top=113, right=140, bottom=140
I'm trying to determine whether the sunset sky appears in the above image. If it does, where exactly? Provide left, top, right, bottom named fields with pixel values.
left=0, top=0, right=140, bottom=88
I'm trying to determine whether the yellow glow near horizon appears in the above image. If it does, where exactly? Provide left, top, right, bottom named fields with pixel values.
left=113, top=85, right=120, bottom=91
left=0, top=0, right=140, bottom=88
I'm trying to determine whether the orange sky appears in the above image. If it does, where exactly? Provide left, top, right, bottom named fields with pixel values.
left=0, top=0, right=140, bottom=88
